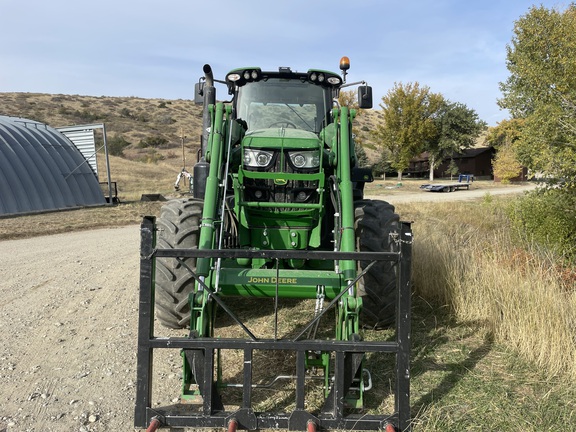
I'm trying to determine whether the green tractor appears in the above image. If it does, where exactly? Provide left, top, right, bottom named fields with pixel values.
left=135, top=58, right=413, bottom=432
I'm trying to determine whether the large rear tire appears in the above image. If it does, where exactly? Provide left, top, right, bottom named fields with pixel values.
left=155, top=198, right=203, bottom=329
left=354, top=199, right=400, bottom=328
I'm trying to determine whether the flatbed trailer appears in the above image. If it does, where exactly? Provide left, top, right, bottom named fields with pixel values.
left=419, top=182, right=471, bottom=192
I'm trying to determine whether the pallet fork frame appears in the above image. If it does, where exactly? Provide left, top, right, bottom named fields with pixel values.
left=134, top=216, right=413, bottom=431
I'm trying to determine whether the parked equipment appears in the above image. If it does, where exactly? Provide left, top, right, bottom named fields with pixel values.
left=420, top=175, right=474, bottom=192
left=135, top=58, right=413, bottom=431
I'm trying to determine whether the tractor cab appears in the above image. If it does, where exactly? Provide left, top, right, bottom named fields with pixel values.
left=224, top=68, right=342, bottom=255
left=228, top=67, right=339, bottom=134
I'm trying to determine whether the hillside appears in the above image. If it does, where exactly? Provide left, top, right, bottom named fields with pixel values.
left=0, top=91, right=381, bottom=170
left=0, top=92, right=203, bottom=163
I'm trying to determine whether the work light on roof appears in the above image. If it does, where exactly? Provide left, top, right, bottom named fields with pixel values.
left=309, top=72, right=326, bottom=83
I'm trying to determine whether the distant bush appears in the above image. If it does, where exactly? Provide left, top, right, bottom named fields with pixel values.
left=138, top=135, right=169, bottom=148
left=108, top=135, right=131, bottom=157
left=74, top=109, right=104, bottom=122
left=157, top=114, right=176, bottom=125
left=135, top=113, right=149, bottom=123
left=507, top=189, right=576, bottom=260
left=58, top=105, right=72, bottom=115
left=137, top=149, right=165, bottom=164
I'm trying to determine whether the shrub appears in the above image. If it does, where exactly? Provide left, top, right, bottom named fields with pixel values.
left=74, top=109, right=104, bottom=122
left=157, top=114, right=176, bottom=125
left=138, top=135, right=169, bottom=148
left=107, top=135, right=131, bottom=157
left=507, top=189, right=576, bottom=260
left=137, top=149, right=165, bottom=164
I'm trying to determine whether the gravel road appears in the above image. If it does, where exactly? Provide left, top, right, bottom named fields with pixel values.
left=366, top=182, right=537, bottom=204
left=0, top=184, right=535, bottom=431
left=0, top=226, right=153, bottom=431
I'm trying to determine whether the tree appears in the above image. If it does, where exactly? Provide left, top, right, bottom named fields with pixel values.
left=426, top=101, right=486, bottom=181
left=372, top=82, right=443, bottom=180
left=338, top=89, right=361, bottom=113
left=484, top=118, right=524, bottom=149
left=485, top=118, right=525, bottom=182
left=492, top=144, right=523, bottom=183
left=372, top=151, right=392, bottom=178
left=355, top=144, right=370, bottom=168
left=445, top=159, right=459, bottom=180
left=340, top=89, right=369, bottom=167
left=499, top=4, right=576, bottom=191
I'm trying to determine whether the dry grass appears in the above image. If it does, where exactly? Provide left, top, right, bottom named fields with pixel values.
left=401, top=199, right=576, bottom=380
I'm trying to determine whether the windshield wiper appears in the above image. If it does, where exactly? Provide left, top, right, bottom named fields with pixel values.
left=284, top=104, right=315, bottom=131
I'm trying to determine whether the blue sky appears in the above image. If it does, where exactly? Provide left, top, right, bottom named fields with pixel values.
left=0, top=0, right=568, bottom=125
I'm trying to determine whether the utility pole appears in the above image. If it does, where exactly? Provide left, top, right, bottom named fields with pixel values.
left=180, top=128, right=186, bottom=169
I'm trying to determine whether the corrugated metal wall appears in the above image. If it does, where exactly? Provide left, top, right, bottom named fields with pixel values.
left=0, top=115, right=106, bottom=216
left=56, top=125, right=99, bottom=178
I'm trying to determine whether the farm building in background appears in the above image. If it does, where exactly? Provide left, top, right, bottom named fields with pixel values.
left=407, top=146, right=496, bottom=179
left=0, top=115, right=106, bottom=216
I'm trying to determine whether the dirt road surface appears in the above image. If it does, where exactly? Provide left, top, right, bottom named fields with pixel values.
left=365, top=182, right=537, bottom=204
left=0, top=184, right=534, bottom=431
left=0, top=226, right=157, bottom=431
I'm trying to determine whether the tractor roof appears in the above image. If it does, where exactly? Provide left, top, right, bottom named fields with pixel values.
left=225, top=66, right=343, bottom=90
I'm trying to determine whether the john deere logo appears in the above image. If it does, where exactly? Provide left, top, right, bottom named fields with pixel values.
left=274, top=179, right=288, bottom=185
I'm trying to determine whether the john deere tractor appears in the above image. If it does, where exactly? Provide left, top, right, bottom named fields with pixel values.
left=135, top=58, right=413, bottom=432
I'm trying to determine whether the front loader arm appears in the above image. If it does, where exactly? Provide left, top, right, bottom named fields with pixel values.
left=197, top=102, right=227, bottom=277
left=333, top=106, right=356, bottom=283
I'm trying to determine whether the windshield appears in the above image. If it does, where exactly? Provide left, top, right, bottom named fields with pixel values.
left=236, top=78, right=331, bottom=133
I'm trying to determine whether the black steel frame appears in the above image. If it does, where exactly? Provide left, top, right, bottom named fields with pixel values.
left=134, top=216, right=413, bottom=431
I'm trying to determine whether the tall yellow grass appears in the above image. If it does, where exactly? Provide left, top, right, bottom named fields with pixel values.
left=400, top=199, right=576, bottom=379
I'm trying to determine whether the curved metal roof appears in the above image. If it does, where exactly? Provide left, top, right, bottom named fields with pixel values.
left=0, top=115, right=106, bottom=216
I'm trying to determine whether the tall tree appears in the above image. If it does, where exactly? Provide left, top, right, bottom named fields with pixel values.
left=427, top=101, right=486, bottom=180
left=338, top=89, right=360, bottom=112
left=372, top=82, right=443, bottom=180
left=499, top=4, right=576, bottom=190
left=339, top=89, right=369, bottom=166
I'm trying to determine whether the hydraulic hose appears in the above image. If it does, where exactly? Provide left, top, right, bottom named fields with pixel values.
left=145, top=416, right=162, bottom=432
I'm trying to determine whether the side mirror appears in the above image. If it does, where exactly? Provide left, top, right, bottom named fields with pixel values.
left=194, top=82, right=204, bottom=105
left=358, top=86, right=373, bottom=109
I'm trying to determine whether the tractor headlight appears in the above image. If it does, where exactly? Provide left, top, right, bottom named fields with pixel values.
left=288, top=150, right=320, bottom=169
left=244, top=149, right=274, bottom=168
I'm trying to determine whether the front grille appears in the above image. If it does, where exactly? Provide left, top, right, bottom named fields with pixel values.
left=243, top=152, right=319, bottom=210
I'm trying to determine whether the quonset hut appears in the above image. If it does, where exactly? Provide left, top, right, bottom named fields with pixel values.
left=0, top=115, right=106, bottom=216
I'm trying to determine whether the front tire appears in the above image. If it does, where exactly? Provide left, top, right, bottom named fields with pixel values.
left=354, top=199, right=401, bottom=328
left=155, top=198, right=203, bottom=329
